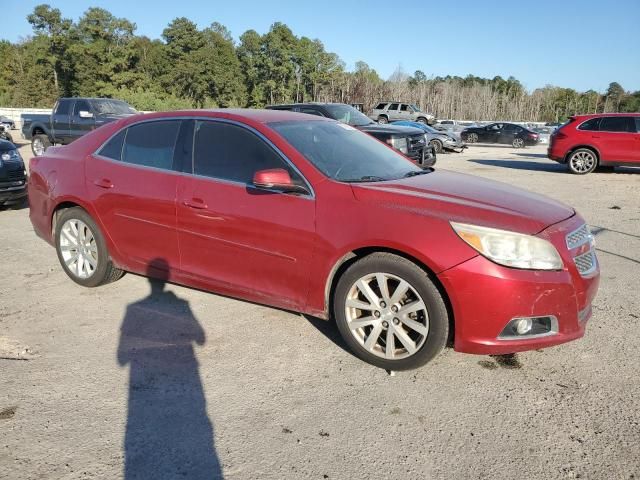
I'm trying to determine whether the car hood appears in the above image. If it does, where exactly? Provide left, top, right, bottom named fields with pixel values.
left=351, top=169, right=574, bottom=234
left=358, top=123, right=424, bottom=136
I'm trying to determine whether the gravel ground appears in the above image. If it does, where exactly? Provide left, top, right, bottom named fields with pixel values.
left=1, top=140, right=639, bottom=480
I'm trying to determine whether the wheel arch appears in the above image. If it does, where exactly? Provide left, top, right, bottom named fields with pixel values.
left=323, top=246, right=455, bottom=346
left=31, top=125, right=47, bottom=137
left=564, top=144, right=601, bottom=164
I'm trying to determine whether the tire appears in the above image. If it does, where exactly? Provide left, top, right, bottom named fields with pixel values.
left=31, top=134, right=51, bottom=157
left=55, top=207, right=124, bottom=287
left=417, top=117, right=427, bottom=124
left=512, top=137, right=525, bottom=148
left=333, top=253, right=449, bottom=370
left=567, top=148, right=598, bottom=175
left=429, top=139, right=443, bottom=154
left=377, top=116, right=388, bottom=124
left=466, top=132, right=478, bottom=143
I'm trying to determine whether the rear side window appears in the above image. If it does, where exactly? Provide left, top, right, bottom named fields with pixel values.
left=578, top=118, right=600, bottom=131
left=599, top=116, right=634, bottom=132
left=98, top=130, right=126, bottom=161
left=388, top=103, right=399, bottom=111
left=122, top=121, right=181, bottom=170
left=56, top=100, right=72, bottom=115
left=193, top=121, right=302, bottom=185
left=400, top=104, right=409, bottom=111
left=375, top=103, right=388, bottom=110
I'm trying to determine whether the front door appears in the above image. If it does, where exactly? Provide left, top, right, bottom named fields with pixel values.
left=52, top=99, right=72, bottom=144
left=595, top=116, right=638, bottom=163
left=70, top=99, right=96, bottom=140
left=176, top=119, right=316, bottom=309
left=85, top=119, right=184, bottom=274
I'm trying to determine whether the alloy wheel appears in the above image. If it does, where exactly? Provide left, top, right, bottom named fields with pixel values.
left=513, top=138, right=524, bottom=148
left=33, top=138, right=45, bottom=156
left=59, top=219, right=99, bottom=279
left=570, top=151, right=596, bottom=173
left=344, top=272, right=429, bottom=360
left=467, top=133, right=478, bottom=143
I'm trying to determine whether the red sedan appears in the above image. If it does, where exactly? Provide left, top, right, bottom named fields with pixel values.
left=28, top=110, right=600, bottom=370
left=548, top=113, right=640, bottom=174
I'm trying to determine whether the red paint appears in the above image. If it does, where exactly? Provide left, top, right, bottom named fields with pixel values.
left=29, top=109, right=600, bottom=356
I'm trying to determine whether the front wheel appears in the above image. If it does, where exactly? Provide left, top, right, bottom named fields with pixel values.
left=55, top=207, right=124, bottom=287
left=466, top=132, right=478, bottom=143
left=31, top=134, right=51, bottom=156
left=333, top=253, right=449, bottom=370
left=568, top=148, right=597, bottom=175
left=429, top=139, right=443, bottom=154
left=377, top=116, right=388, bottom=124
left=417, top=117, right=427, bottom=124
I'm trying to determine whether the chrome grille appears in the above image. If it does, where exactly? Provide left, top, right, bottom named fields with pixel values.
left=566, top=224, right=591, bottom=249
left=574, top=251, right=597, bottom=276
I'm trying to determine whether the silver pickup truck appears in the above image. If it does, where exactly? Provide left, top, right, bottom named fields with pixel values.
left=371, top=101, right=436, bottom=125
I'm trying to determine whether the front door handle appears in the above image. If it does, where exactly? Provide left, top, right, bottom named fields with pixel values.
left=591, top=135, right=601, bottom=139
left=93, top=178, right=113, bottom=189
left=183, top=198, right=208, bottom=210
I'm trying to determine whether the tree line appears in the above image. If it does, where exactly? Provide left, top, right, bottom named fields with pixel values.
left=1, top=4, right=638, bottom=121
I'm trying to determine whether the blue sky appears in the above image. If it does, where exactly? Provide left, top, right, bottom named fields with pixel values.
left=6, top=0, right=640, bottom=93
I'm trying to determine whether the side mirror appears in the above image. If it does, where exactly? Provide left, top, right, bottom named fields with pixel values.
left=79, top=110, right=94, bottom=119
left=252, top=168, right=309, bottom=195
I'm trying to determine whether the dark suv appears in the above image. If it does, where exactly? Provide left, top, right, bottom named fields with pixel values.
left=266, top=103, right=436, bottom=167
left=0, top=139, right=27, bottom=207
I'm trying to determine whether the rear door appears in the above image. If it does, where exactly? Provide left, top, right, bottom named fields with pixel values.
left=70, top=99, right=95, bottom=140
left=176, top=119, right=316, bottom=309
left=399, top=104, right=412, bottom=121
left=596, top=116, right=637, bottom=162
left=387, top=103, right=400, bottom=121
left=85, top=119, right=184, bottom=274
left=52, top=99, right=72, bottom=144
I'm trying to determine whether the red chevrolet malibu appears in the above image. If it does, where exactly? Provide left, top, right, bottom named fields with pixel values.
left=28, top=110, right=600, bottom=370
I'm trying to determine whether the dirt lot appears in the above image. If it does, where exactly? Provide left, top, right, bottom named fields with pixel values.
left=1, top=140, right=639, bottom=480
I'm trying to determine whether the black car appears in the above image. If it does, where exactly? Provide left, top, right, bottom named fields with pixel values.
left=460, top=122, right=539, bottom=148
left=0, top=139, right=27, bottom=207
left=266, top=103, right=436, bottom=168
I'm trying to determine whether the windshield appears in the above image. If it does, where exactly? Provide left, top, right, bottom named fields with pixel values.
left=323, top=105, right=374, bottom=127
left=91, top=99, right=137, bottom=115
left=410, top=104, right=421, bottom=112
left=270, top=120, right=421, bottom=182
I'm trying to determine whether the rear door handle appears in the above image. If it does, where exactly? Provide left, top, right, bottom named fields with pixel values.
left=591, top=135, right=601, bottom=139
left=93, top=178, right=113, bottom=189
left=183, top=198, right=208, bottom=210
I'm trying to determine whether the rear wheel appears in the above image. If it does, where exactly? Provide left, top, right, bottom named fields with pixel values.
left=377, top=116, right=388, bottom=124
left=429, top=139, right=443, bottom=154
left=55, top=207, right=124, bottom=287
left=31, top=134, right=51, bottom=156
left=512, top=137, right=525, bottom=148
left=417, top=117, right=427, bottom=124
left=333, top=253, right=449, bottom=370
left=466, top=132, right=478, bottom=143
left=568, top=148, right=597, bottom=175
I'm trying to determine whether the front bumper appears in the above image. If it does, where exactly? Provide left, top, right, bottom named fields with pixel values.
left=0, top=184, right=27, bottom=204
left=438, top=215, right=599, bottom=355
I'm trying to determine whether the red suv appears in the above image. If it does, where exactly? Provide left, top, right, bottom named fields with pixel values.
left=548, top=113, right=640, bottom=174
left=28, top=110, right=600, bottom=370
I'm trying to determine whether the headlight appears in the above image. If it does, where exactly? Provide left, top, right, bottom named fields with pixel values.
left=444, top=136, right=456, bottom=143
left=450, top=222, right=563, bottom=270
left=387, top=137, right=408, bottom=154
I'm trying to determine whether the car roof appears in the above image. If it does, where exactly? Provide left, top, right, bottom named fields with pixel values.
left=572, top=112, right=640, bottom=118
left=116, top=108, right=330, bottom=125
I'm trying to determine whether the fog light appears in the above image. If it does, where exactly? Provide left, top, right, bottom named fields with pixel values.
left=515, top=318, right=533, bottom=335
left=498, top=315, right=558, bottom=340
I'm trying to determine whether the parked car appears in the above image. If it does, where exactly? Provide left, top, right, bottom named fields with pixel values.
left=0, top=124, right=13, bottom=143
left=548, top=114, right=640, bottom=174
left=0, top=139, right=27, bottom=207
left=0, top=115, right=15, bottom=130
left=21, top=97, right=137, bottom=157
left=29, top=109, right=599, bottom=370
left=371, top=102, right=436, bottom=125
left=392, top=120, right=466, bottom=153
left=461, top=122, right=539, bottom=148
left=266, top=103, right=436, bottom=167
left=532, top=127, right=554, bottom=145
left=545, top=122, right=562, bottom=128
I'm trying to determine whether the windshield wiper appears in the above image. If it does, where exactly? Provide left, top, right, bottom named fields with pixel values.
left=342, top=175, right=387, bottom=183
left=403, top=170, right=430, bottom=178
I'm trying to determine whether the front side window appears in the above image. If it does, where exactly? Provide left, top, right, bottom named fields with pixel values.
left=488, top=124, right=501, bottom=131
left=73, top=100, right=92, bottom=115
left=192, top=121, right=302, bottom=185
left=270, top=120, right=421, bottom=182
left=400, top=104, right=409, bottom=111
left=91, top=100, right=137, bottom=115
left=122, top=121, right=181, bottom=170
left=599, top=116, right=634, bottom=132
left=97, top=130, right=126, bottom=161
left=323, top=105, right=373, bottom=127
